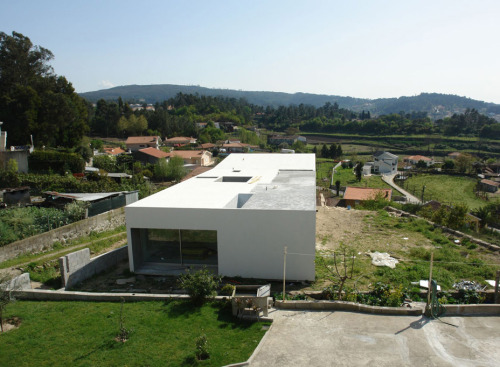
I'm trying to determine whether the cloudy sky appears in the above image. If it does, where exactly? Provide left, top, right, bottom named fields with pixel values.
left=2, top=0, right=499, bottom=103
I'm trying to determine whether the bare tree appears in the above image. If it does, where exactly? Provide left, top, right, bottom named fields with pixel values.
left=321, top=246, right=355, bottom=300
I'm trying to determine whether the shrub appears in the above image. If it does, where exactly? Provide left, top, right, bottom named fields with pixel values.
left=195, top=334, right=210, bottom=360
left=219, top=284, right=235, bottom=296
left=178, top=267, right=221, bottom=306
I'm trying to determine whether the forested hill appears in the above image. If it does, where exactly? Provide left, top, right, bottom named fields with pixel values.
left=79, top=84, right=500, bottom=119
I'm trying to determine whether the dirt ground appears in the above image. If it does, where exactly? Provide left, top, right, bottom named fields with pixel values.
left=316, top=206, right=371, bottom=251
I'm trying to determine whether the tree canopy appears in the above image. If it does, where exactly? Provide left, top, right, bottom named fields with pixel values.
left=0, top=31, right=88, bottom=147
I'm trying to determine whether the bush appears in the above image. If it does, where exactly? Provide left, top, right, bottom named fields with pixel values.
left=177, top=267, right=221, bottom=305
left=28, top=151, right=84, bottom=174
left=195, top=334, right=210, bottom=360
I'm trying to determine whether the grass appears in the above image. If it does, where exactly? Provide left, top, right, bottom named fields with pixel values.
left=314, top=210, right=500, bottom=291
left=332, top=166, right=401, bottom=194
left=0, top=226, right=127, bottom=270
left=403, top=174, right=497, bottom=209
left=0, top=300, right=269, bottom=367
left=0, top=226, right=127, bottom=289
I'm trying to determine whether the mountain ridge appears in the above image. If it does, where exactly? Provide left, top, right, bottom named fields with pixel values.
left=79, top=84, right=500, bottom=120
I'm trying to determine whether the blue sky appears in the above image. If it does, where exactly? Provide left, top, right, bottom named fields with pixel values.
left=2, top=0, right=499, bottom=103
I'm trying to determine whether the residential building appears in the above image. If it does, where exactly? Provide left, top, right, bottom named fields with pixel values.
left=125, top=136, right=162, bottom=152
left=405, top=155, right=434, bottom=166
left=343, top=187, right=392, bottom=208
left=373, top=151, right=398, bottom=175
left=135, top=147, right=170, bottom=165
left=167, top=150, right=214, bottom=167
left=164, top=137, right=197, bottom=147
left=126, top=153, right=316, bottom=280
left=103, top=147, right=126, bottom=156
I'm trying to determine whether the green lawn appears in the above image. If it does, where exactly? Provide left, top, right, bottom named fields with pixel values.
left=332, top=167, right=400, bottom=194
left=0, top=300, right=269, bottom=367
left=403, top=174, right=497, bottom=209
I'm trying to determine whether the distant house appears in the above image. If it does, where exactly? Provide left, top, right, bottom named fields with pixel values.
left=3, top=186, right=31, bottom=206
left=103, top=147, right=126, bottom=156
left=125, top=136, right=162, bottom=152
left=343, top=187, right=392, bottom=208
left=373, top=151, right=398, bottom=175
left=164, top=137, right=197, bottom=147
left=167, top=150, right=214, bottom=167
left=479, top=179, right=499, bottom=193
left=200, top=143, right=216, bottom=150
left=448, top=152, right=462, bottom=160
left=0, top=123, right=32, bottom=173
left=268, top=135, right=298, bottom=146
left=405, top=155, right=434, bottom=167
left=362, top=162, right=374, bottom=175
left=135, top=147, right=170, bottom=165
left=43, top=191, right=139, bottom=217
left=222, top=143, right=251, bottom=153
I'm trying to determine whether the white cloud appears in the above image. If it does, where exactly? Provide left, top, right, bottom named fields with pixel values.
left=98, top=80, right=115, bottom=89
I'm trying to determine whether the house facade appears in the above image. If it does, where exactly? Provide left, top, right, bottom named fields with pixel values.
left=405, top=155, right=434, bottom=167
left=343, top=187, right=392, bottom=208
left=126, top=153, right=316, bottom=280
left=168, top=150, right=214, bottom=167
left=125, top=136, right=161, bottom=152
left=373, top=151, right=398, bottom=175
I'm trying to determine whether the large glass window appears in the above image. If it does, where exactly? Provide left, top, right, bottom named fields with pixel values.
left=133, top=228, right=217, bottom=266
left=180, top=230, right=218, bottom=265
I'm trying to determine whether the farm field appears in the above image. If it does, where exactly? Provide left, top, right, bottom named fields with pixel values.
left=403, top=174, right=498, bottom=209
left=0, top=300, right=269, bottom=367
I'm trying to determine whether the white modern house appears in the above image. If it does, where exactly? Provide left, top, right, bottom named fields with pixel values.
left=373, top=151, right=399, bottom=175
left=126, top=153, right=316, bottom=281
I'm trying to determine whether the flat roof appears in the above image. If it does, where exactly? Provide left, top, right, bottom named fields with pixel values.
left=127, top=153, right=316, bottom=211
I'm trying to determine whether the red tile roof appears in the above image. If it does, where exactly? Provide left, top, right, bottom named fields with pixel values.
left=138, top=147, right=169, bottom=159
left=200, top=143, right=215, bottom=149
left=126, top=136, right=159, bottom=144
left=103, top=147, right=125, bottom=155
left=344, top=187, right=392, bottom=201
left=480, top=179, right=499, bottom=187
left=407, top=155, right=432, bottom=161
left=167, top=150, right=205, bottom=159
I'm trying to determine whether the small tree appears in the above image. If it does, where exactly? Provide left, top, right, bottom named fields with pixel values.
left=178, top=267, right=221, bottom=306
left=335, top=180, right=341, bottom=196
left=6, top=159, right=18, bottom=174
left=355, top=162, right=363, bottom=182
left=320, top=245, right=355, bottom=300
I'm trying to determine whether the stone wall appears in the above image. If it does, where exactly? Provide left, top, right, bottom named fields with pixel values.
left=0, top=207, right=125, bottom=263
left=60, top=246, right=128, bottom=289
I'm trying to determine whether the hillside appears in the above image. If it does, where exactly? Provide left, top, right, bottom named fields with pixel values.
left=79, top=84, right=500, bottom=120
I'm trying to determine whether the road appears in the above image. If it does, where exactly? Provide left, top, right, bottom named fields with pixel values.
left=382, top=173, right=421, bottom=204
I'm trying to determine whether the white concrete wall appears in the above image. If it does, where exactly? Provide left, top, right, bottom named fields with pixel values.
left=126, top=206, right=316, bottom=281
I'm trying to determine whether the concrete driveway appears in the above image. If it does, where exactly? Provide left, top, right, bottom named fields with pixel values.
left=250, top=310, right=500, bottom=366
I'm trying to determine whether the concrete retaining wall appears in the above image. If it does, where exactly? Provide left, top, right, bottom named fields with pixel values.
left=1, top=273, right=31, bottom=291
left=275, top=300, right=424, bottom=316
left=0, top=207, right=125, bottom=263
left=442, top=304, right=500, bottom=316
left=12, top=289, right=191, bottom=302
left=60, top=246, right=129, bottom=289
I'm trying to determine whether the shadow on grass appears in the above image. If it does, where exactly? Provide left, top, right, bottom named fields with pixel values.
left=163, top=299, right=202, bottom=318
left=73, top=339, right=120, bottom=362
left=180, top=355, right=197, bottom=366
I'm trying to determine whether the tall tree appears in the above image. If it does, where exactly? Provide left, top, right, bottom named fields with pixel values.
left=0, top=31, right=88, bottom=147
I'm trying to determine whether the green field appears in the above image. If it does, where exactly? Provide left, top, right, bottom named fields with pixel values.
left=0, top=300, right=269, bottom=367
left=403, top=174, right=497, bottom=209
left=331, top=166, right=400, bottom=194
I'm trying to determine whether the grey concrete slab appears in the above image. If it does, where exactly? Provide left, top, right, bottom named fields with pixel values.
left=250, top=310, right=500, bottom=367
